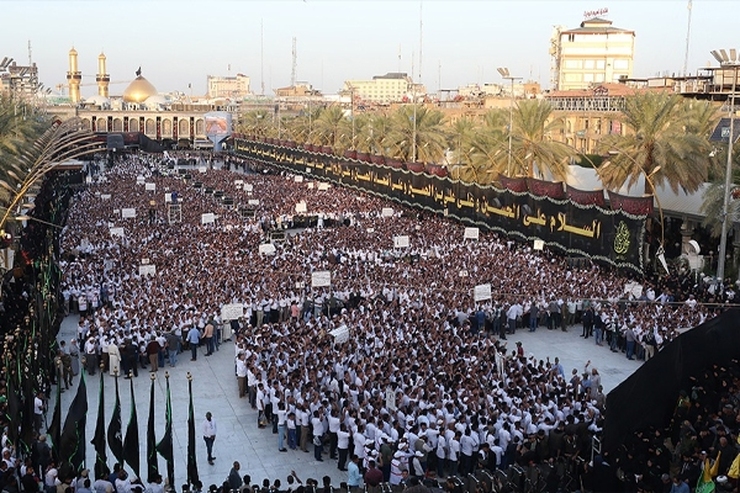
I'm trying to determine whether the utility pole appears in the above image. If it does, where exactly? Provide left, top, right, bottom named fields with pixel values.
left=291, top=37, right=297, bottom=87
left=260, top=19, right=265, bottom=96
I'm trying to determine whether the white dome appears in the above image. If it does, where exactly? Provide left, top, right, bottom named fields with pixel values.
left=85, top=95, right=110, bottom=106
left=144, top=94, right=168, bottom=110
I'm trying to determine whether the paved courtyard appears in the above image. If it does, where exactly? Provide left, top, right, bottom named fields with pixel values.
left=54, top=314, right=640, bottom=489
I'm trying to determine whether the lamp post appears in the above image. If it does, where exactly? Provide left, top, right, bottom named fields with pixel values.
left=497, top=67, right=522, bottom=177
left=14, top=215, right=63, bottom=229
left=711, top=48, right=739, bottom=282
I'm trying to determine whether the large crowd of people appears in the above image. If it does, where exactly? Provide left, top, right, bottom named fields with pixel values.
left=2, top=151, right=737, bottom=493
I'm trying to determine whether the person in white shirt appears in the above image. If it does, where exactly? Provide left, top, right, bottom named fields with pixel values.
left=201, top=412, right=217, bottom=465
left=235, top=353, right=247, bottom=399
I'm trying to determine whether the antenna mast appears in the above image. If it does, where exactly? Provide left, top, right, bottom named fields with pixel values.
left=260, top=19, right=265, bottom=96
left=418, top=2, right=423, bottom=80
left=291, top=37, right=297, bottom=87
left=683, top=0, right=693, bottom=76
left=28, top=39, right=32, bottom=65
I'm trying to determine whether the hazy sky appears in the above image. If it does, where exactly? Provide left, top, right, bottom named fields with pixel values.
left=1, top=0, right=737, bottom=98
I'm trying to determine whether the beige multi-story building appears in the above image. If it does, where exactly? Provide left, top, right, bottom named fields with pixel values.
left=343, top=72, right=425, bottom=105
left=551, top=17, right=635, bottom=91
left=207, top=74, right=251, bottom=99
left=1, top=60, right=39, bottom=100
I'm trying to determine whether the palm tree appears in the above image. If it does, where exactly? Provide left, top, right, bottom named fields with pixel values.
left=387, top=105, right=447, bottom=163
left=596, top=91, right=715, bottom=195
left=463, top=109, right=509, bottom=181
left=0, top=117, right=97, bottom=231
left=700, top=142, right=740, bottom=237
left=238, top=110, right=274, bottom=139
left=361, top=113, right=395, bottom=156
left=508, top=99, right=575, bottom=180
left=314, top=105, right=349, bottom=150
left=448, top=117, right=477, bottom=165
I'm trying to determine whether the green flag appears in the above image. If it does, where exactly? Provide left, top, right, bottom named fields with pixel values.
left=59, top=372, right=88, bottom=476
left=107, top=373, right=123, bottom=466
left=91, top=371, right=109, bottom=479
left=186, top=375, right=199, bottom=486
left=146, top=376, right=158, bottom=482
left=122, top=375, right=140, bottom=478
left=156, top=374, right=174, bottom=488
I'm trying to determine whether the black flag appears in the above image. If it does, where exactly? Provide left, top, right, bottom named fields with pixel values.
left=107, top=373, right=123, bottom=466
left=91, top=371, right=109, bottom=479
left=48, top=367, right=62, bottom=463
left=156, top=373, right=174, bottom=488
left=6, top=378, right=20, bottom=448
left=146, top=376, right=158, bottom=482
left=59, top=372, right=88, bottom=475
left=123, top=374, right=140, bottom=478
left=186, top=374, right=199, bottom=486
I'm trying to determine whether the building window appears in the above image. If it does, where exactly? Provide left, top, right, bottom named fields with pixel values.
left=584, top=60, right=595, bottom=69
left=614, top=59, right=629, bottom=70
left=596, top=60, right=606, bottom=69
left=564, top=59, right=581, bottom=69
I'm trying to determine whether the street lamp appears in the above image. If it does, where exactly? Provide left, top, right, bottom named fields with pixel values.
left=497, top=67, right=522, bottom=177
left=14, top=215, right=63, bottom=229
left=710, top=48, right=739, bottom=282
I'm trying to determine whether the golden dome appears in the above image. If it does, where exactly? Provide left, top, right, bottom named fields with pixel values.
left=122, top=76, right=157, bottom=103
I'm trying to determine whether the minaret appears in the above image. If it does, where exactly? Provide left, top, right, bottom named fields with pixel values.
left=66, top=47, right=82, bottom=103
left=96, top=52, right=110, bottom=98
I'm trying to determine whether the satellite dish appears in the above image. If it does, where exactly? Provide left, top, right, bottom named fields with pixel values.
left=688, top=240, right=701, bottom=255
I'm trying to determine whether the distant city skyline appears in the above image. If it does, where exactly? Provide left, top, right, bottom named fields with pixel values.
left=1, top=0, right=737, bottom=98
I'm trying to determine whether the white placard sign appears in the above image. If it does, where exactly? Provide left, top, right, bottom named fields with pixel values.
left=294, top=175, right=304, bottom=183
left=247, top=199, right=260, bottom=206
left=330, top=325, right=350, bottom=344
left=109, top=227, right=125, bottom=238
left=221, top=303, right=244, bottom=321
left=381, top=207, right=394, bottom=217
left=234, top=179, right=244, bottom=186
left=100, top=194, right=111, bottom=200
left=459, top=270, right=469, bottom=278
left=201, top=213, right=216, bottom=224
left=145, top=182, right=156, bottom=191
left=164, top=193, right=172, bottom=203
left=295, top=201, right=307, bottom=213
left=113, top=209, right=120, bottom=215
left=307, top=182, right=314, bottom=189
left=474, top=283, right=492, bottom=302
left=311, top=270, right=331, bottom=288
left=533, top=239, right=544, bottom=251
left=138, top=264, right=156, bottom=276
left=464, top=227, right=480, bottom=240
left=121, top=208, right=136, bottom=218
left=258, top=243, right=277, bottom=256
left=318, top=182, right=330, bottom=191
left=393, top=235, right=410, bottom=248
left=136, top=175, right=145, bottom=185
left=141, top=258, right=150, bottom=265
left=245, top=184, right=254, bottom=192
left=198, top=166, right=207, bottom=174
left=624, top=282, right=643, bottom=299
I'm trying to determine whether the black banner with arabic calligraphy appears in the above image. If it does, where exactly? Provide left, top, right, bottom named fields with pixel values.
left=233, top=139, right=646, bottom=273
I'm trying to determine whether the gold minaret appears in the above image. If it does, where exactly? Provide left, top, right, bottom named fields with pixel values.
left=96, top=52, right=110, bottom=98
left=66, top=47, right=82, bottom=103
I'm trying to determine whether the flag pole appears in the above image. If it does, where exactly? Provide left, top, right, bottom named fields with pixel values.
left=91, top=366, right=109, bottom=479
left=186, top=372, right=199, bottom=487
left=147, top=373, right=158, bottom=482
left=156, top=372, right=174, bottom=491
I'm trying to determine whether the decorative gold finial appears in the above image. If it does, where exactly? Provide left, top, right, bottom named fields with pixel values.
left=164, top=371, right=169, bottom=380
left=150, top=373, right=156, bottom=382
left=186, top=372, right=192, bottom=382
